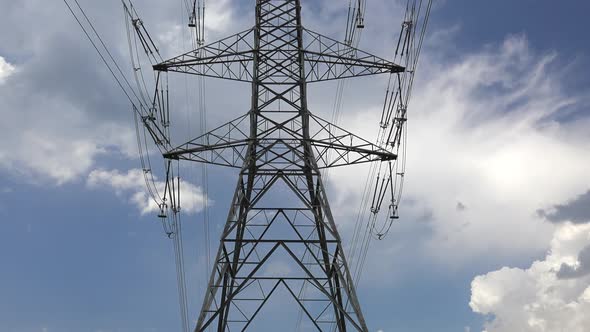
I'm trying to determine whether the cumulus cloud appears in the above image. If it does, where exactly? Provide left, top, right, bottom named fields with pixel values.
left=556, top=244, right=590, bottom=279
left=0, top=56, right=15, bottom=83
left=470, top=222, right=590, bottom=332
left=203, top=0, right=235, bottom=32
left=0, top=124, right=135, bottom=185
left=0, top=0, right=588, bottom=298
left=538, top=190, right=590, bottom=224
left=328, top=34, right=590, bottom=274
left=87, top=168, right=209, bottom=215
left=0, top=0, right=251, bottom=186
left=0, top=4, right=140, bottom=184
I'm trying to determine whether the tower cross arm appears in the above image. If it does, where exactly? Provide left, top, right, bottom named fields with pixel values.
left=308, top=114, right=397, bottom=168
left=309, top=139, right=397, bottom=168
left=302, top=28, right=405, bottom=82
left=162, top=114, right=250, bottom=168
left=161, top=112, right=397, bottom=169
left=163, top=139, right=250, bottom=168
left=153, top=28, right=256, bottom=82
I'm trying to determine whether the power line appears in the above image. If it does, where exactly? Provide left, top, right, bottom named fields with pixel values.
left=68, top=0, right=431, bottom=330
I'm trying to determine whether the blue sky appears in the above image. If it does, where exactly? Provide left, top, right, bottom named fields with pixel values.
left=1, top=1, right=590, bottom=332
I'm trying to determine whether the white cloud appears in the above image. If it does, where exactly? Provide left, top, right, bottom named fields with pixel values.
left=203, top=0, right=235, bottom=32
left=0, top=30, right=137, bottom=185
left=87, top=168, right=209, bottom=215
left=0, top=114, right=136, bottom=185
left=328, top=34, right=590, bottom=274
left=156, top=0, right=246, bottom=59
left=470, top=222, right=590, bottom=332
left=0, top=0, right=250, bottom=186
left=262, top=260, right=293, bottom=277
left=2, top=130, right=100, bottom=184
left=0, top=56, right=15, bottom=83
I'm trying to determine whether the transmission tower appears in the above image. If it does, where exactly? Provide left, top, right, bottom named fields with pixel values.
left=150, top=0, right=402, bottom=330
left=62, top=0, right=433, bottom=329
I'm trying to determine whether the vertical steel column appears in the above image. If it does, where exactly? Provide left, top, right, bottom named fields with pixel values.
left=194, top=1, right=368, bottom=331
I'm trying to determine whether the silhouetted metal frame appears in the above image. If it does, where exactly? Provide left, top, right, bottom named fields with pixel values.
left=151, top=0, right=405, bottom=331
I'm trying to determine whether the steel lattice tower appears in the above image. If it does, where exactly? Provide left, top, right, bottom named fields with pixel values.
left=153, top=0, right=403, bottom=330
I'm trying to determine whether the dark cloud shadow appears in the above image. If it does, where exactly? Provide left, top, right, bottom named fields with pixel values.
left=556, top=244, right=590, bottom=279
left=537, top=190, right=590, bottom=224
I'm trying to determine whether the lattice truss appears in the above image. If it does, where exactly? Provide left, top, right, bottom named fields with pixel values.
left=153, top=4, right=403, bottom=84
left=163, top=112, right=396, bottom=169
left=150, top=0, right=405, bottom=331
left=197, top=171, right=366, bottom=331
